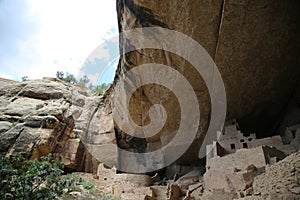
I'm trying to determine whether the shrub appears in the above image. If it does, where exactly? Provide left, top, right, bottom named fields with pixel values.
left=95, top=83, right=110, bottom=95
left=21, top=76, right=29, bottom=82
left=78, top=180, right=94, bottom=191
left=0, top=153, right=75, bottom=200
left=36, top=104, right=44, bottom=110
left=100, top=193, right=121, bottom=200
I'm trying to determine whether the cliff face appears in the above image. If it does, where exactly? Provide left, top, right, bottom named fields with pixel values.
left=111, top=0, right=300, bottom=166
left=1, top=0, right=299, bottom=174
left=0, top=78, right=113, bottom=173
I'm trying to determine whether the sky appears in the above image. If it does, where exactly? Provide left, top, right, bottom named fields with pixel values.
left=0, top=0, right=118, bottom=84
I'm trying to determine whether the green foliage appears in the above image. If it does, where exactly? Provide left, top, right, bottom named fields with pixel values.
left=100, top=193, right=121, bottom=200
left=0, top=153, right=75, bottom=200
left=63, top=74, right=77, bottom=84
left=157, top=179, right=168, bottom=186
left=95, top=83, right=110, bottom=95
left=56, top=71, right=64, bottom=80
left=36, top=104, right=44, bottom=110
left=57, top=174, right=79, bottom=193
left=56, top=71, right=77, bottom=84
left=21, top=71, right=111, bottom=95
left=54, top=71, right=110, bottom=95
left=21, top=76, right=29, bottom=82
left=78, top=75, right=90, bottom=87
left=78, top=179, right=94, bottom=191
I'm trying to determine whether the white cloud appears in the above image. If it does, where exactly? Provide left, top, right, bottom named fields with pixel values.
left=0, top=0, right=118, bottom=81
left=0, top=73, right=14, bottom=80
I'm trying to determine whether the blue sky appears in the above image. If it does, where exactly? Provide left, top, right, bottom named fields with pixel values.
left=0, top=0, right=118, bottom=84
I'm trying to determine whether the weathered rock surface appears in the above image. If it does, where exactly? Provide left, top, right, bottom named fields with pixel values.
left=252, top=151, right=300, bottom=199
left=111, top=0, right=300, bottom=171
left=188, top=152, right=300, bottom=199
left=236, top=151, right=300, bottom=200
left=0, top=78, right=116, bottom=172
left=205, top=147, right=260, bottom=193
left=1, top=0, right=299, bottom=186
left=95, top=163, right=153, bottom=199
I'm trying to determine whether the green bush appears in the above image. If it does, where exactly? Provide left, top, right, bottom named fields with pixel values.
left=35, top=104, right=44, bottom=110
left=100, top=193, right=121, bottom=200
left=78, top=180, right=94, bottom=191
left=54, top=71, right=110, bottom=95
left=95, top=83, right=110, bottom=95
left=0, top=153, right=75, bottom=200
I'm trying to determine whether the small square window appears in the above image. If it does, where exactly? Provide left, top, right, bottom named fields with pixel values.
left=230, top=144, right=236, bottom=150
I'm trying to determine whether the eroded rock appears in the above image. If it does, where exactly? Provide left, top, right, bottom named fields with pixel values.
left=112, top=0, right=300, bottom=172
left=251, top=151, right=300, bottom=199
left=96, top=163, right=154, bottom=199
left=0, top=78, right=115, bottom=172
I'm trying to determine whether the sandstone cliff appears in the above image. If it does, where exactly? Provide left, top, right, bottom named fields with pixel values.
left=0, top=0, right=299, bottom=176
left=109, top=0, right=300, bottom=169
left=0, top=78, right=113, bottom=172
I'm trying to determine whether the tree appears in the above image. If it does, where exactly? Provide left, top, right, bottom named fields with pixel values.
left=88, top=83, right=95, bottom=91
left=78, top=75, right=90, bottom=87
left=64, top=74, right=77, bottom=84
left=21, top=76, right=29, bottom=82
left=53, top=71, right=111, bottom=95
left=0, top=153, right=76, bottom=200
left=56, top=71, right=64, bottom=80
left=95, top=83, right=110, bottom=95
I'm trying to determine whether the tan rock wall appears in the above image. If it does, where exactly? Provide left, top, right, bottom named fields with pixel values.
left=0, top=78, right=115, bottom=172
left=113, top=0, right=300, bottom=167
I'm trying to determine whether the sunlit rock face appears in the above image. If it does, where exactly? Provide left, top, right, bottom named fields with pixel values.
left=110, top=0, right=300, bottom=166
left=0, top=78, right=115, bottom=173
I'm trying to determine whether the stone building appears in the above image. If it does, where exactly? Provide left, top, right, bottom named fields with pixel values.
left=204, top=145, right=285, bottom=193
left=206, top=120, right=285, bottom=162
left=204, top=120, right=286, bottom=193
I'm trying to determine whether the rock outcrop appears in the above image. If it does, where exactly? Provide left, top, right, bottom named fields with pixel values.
left=1, top=0, right=299, bottom=180
left=0, top=78, right=116, bottom=172
left=236, top=151, right=300, bottom=200
left=110, top=0, right=300, bottom=170
left=251, top=151, right=300, bottom=199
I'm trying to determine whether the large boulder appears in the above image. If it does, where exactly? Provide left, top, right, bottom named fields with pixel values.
left=109, top=0, right=300, bottom=170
